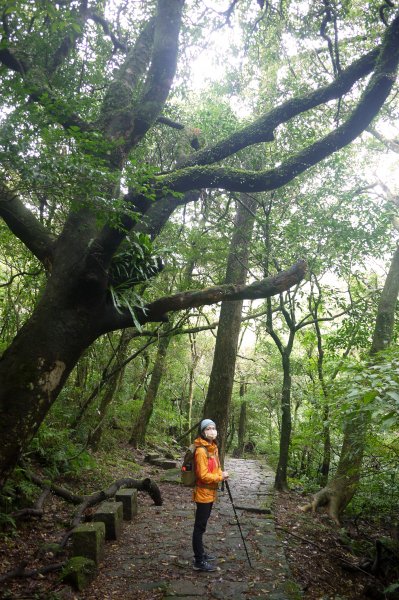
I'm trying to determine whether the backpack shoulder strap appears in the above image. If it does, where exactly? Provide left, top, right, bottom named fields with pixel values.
left=195, top=445, right=210, bottom=458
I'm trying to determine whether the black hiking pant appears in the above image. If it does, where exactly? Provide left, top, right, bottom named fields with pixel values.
left=192, top=501, right=213, bottom=562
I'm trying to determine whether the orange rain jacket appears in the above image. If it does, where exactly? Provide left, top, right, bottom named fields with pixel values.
left=192, top=436, right=223, bottom=503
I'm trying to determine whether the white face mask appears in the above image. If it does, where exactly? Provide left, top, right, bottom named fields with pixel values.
left=204, top=427, right=217, bottom=440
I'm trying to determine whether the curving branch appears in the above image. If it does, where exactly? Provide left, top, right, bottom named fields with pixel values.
left=0, top=270, right=41, bottom=288
left=88, top=11, right=128, bottom=52
left=0, top=47, right=28, bottom=73
left=104, top=260, right=307, bottom=331
left=154, top=12, right=399, bottom=195
left=0, top=4, right=92, bottom=131
left=93, top=190, right=199, bottom=262
left=0, top=561, right=66, bottom=584
left=58, top=477, right=162, bottom=547
left=99, top=16, right=156, bottom=144
left=175, top=47, right=380, bottom=170
left=0, top=182, right=56, bottom=266
left=131, top=0, right=184, bottom=146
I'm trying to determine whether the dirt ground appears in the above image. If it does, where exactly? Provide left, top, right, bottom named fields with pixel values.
left=0, top=451, right=396, bottom=599
left=274, top=490, right=396, bottom=600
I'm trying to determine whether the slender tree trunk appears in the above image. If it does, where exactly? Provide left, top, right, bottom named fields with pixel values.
left=74, top=355, right=89, bottom=391
left=132, top=352, right=150, bottom=401
left=202, top=194, right=257, bottom=462
left=88, top=332, right=131, bottom=450
left=88, top=369, right=124, bottom=451
left=225, top=415, right=236, bottom=454
left=303, top=245, right=399, bottom=522
left=314, top=319, right=331, bottom=485
left=234, top=380, right=248, bottom=457
left=129, top=332, right=172, bottom=448
left=187, top=335, right=198, bottom=429
left=319, top=404, right=331, bottom=485
left=274, top=351, right=292, bottom=491
left=261, top=196, right=295, bottom=491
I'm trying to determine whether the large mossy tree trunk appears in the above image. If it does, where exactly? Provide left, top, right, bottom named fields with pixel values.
left=303, top=245, right=399, bottom=522
left=0, top=248, right=110, bottom=487
left=202, top=194, right=257, bottom=462
left=129, top=332, right=172, bottom=448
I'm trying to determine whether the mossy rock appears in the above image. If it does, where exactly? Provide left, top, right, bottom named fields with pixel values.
left=60, top=556, right=97, bottom=591
left=72, top=521, right=106, bottom=564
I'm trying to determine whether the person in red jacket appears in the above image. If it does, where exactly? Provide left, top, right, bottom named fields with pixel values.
left=192, top=419, right=229, bottom=572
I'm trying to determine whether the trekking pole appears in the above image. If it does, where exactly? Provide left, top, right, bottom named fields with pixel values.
left=225, top=480, right=253, bottom=568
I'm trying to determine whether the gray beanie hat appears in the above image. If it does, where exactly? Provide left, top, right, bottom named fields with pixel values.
left=200, top=419, right=216, bottom=432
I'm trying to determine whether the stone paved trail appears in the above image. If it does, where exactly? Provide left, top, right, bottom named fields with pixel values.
left=78, top=458, right=302, bottom=600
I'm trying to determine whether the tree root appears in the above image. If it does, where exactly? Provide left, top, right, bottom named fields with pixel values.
left=19, top=471, right=163, bottom=547
left=299, top=487, right=342, bottom=525
left=0, top=561, right=66, bottom=584
left=2, top=470, right=163, bottom=583
left=23, top=468, right=163, bottom=511
left=11, top=487, right=51, bottom=519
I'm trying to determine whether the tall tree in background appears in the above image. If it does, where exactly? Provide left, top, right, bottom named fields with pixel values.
left=303, top=243, right=399, bottom=522
left=203, top=193, right=257, bottom=460
left=130, top=327, right=172, bottom=448
left=0, top=1, right=398, bottom=489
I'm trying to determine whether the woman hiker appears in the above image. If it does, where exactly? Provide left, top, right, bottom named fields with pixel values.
left=192, top=419, right=229, bottom=572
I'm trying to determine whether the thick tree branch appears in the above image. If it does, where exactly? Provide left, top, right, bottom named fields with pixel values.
left=0, top=47, right=28, bottom=73
left=0, top=183, right=56, bottom=265
left=57, top=478, right=161, bottom=548
left=131, top=0, right=184, bottom=146
left=156, top=115, right=185, bottom=130
left=105, top=259, right=307, bottom=330
left=99, top=16, right=156, bottom=144
left=93, top=190, right=199, bottom=261
left=175, top=47, right=380, bottom=170
left=154, top=12, right=399, bottom=194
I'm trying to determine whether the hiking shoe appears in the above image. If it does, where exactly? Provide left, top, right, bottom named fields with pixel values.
left=203, top=553, right=216, bottom=561
left=193, top=560, right=217, bottom=572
